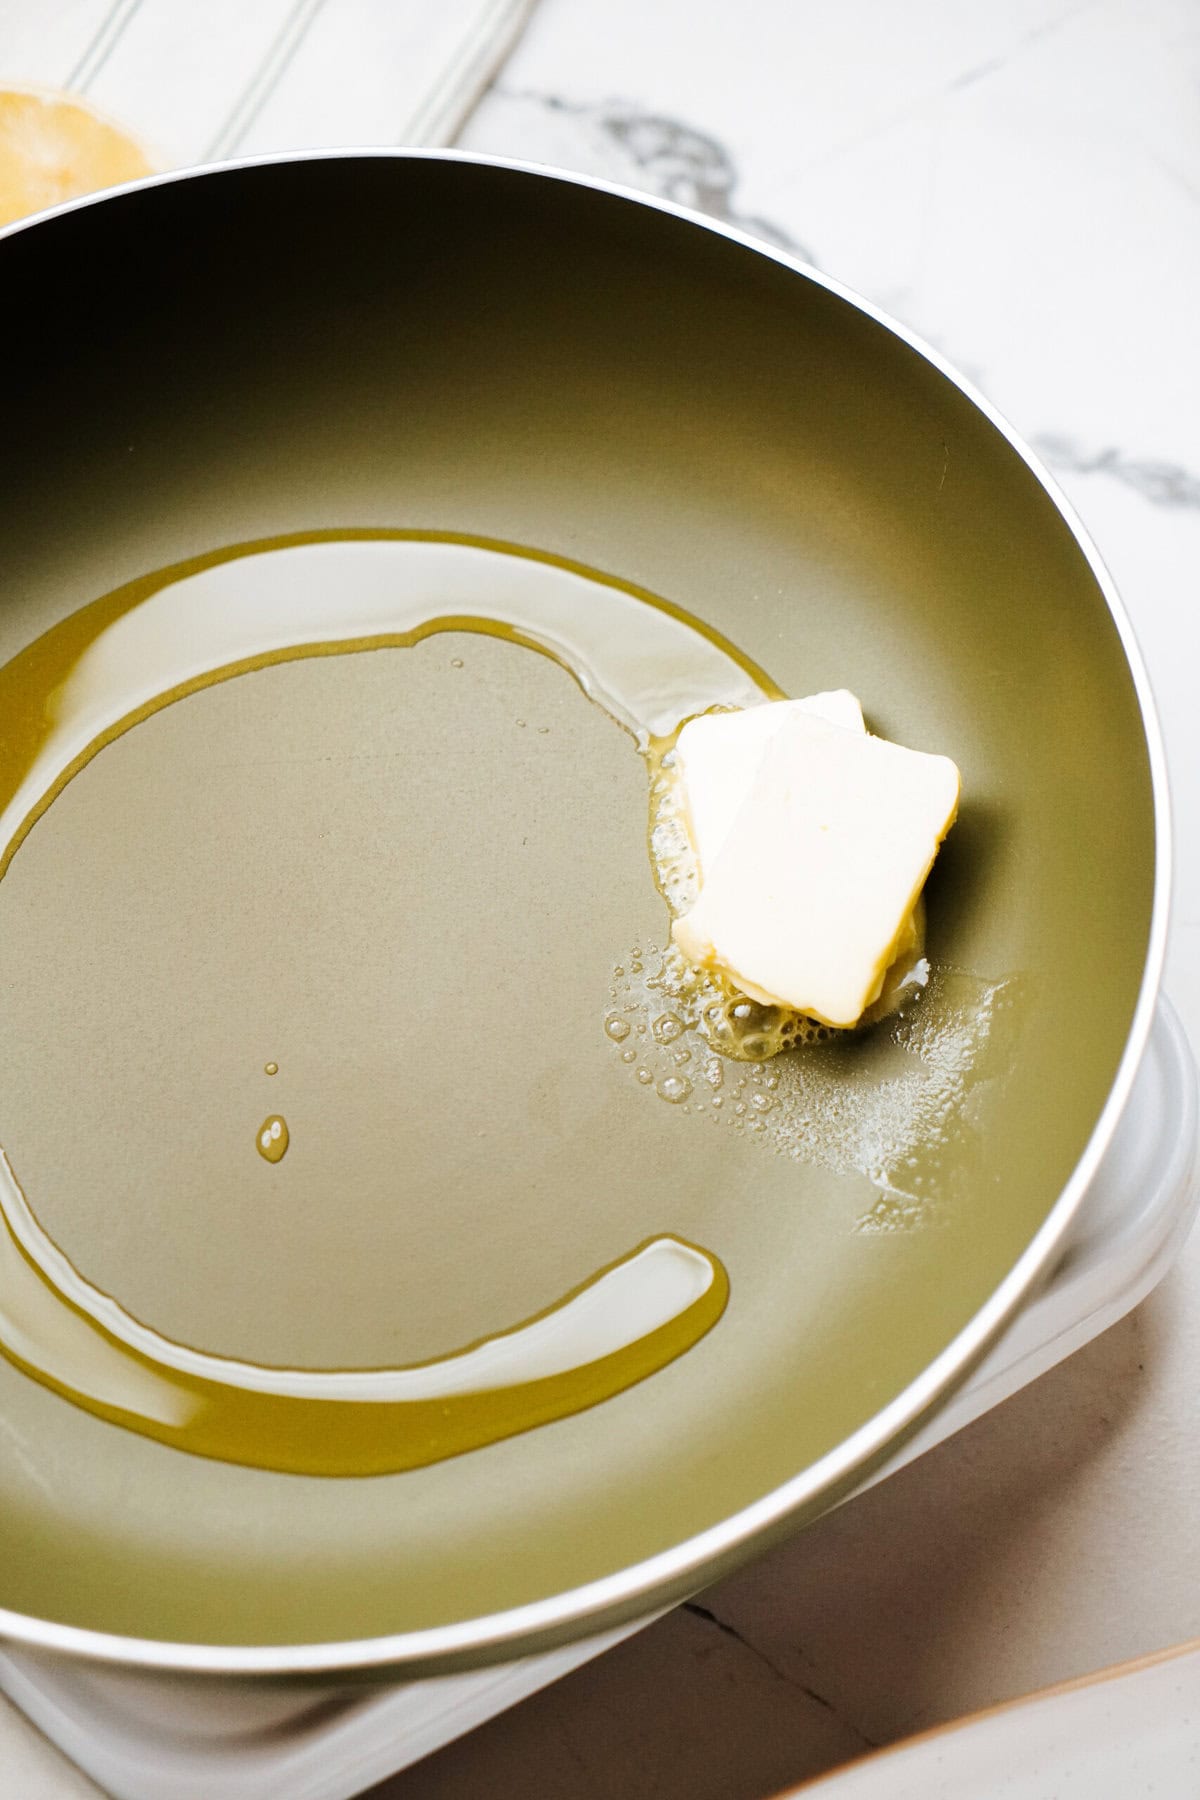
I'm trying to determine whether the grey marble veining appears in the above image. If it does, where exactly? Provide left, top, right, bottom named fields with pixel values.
left=1035, top=436, right=1200, bottom=510
left=473, top=87, right=811, bottom=256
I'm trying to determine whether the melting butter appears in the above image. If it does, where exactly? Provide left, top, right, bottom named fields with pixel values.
left=645, top=734, right=930, bottom=1061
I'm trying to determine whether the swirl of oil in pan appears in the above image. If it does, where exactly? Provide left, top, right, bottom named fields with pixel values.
left=0, top=531, right=764, bottom=1475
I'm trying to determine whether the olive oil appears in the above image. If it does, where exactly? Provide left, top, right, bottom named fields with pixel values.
left=0, top=530, right=752, bottom=1476
left=0, top=1142, right=726, bottom=1477
left=256, top=1116, right=289, bottom=1164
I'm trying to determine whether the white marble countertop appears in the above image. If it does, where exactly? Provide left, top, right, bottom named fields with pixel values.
left=2, top=1, right=1199, bottom=1794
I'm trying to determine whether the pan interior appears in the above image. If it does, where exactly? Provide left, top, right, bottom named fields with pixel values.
left=0, top=157, right=1156, bottom=1653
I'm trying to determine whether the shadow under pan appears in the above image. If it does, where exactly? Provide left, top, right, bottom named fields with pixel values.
left=0, top=155, right=1157, bottom=1661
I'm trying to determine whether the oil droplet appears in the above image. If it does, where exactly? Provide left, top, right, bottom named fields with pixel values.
left=536, top=725, right=550, bottom=735
left=264, top=1061, right=278, bottom=1076
left=257, top=1114, right=289, bottom=1164
left=652, top=1011, right=684, bottom=1044
left=636, top=1067, right=654, bottom=1085
left=750, top=1091, right=774, bottom=1114
left=657, top=1074, right=692, bottom=1104
left=621, top=1047, right=637, bottom=1063
left=515, top=718, right=527, bottom=728
left=450, top=656, right=464, bottom=668
left=604, top=1012, right=632, bottom=1042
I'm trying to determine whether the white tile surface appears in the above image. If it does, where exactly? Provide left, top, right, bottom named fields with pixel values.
left=0, top=1, right=1198, bottom=1796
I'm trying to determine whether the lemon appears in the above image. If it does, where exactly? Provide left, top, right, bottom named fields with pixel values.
left=0, top=85, right=156, bottom=228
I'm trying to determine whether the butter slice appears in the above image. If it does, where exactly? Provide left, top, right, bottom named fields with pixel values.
left=675, top=692, right=865, bottom=880
left=672, top=713, right=959, bottom=1029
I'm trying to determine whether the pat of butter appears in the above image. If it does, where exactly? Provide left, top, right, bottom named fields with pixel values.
left=672, top=711, right=959, bottom=1030
left=675, top=692, right=865, bottom=880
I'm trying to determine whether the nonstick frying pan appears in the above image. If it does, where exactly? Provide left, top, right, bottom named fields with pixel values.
left=0, top=152, right=1166, bottom=1676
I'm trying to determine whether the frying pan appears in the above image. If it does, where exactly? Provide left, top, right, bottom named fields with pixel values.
left=0, top=151, right=1165, bottom=1677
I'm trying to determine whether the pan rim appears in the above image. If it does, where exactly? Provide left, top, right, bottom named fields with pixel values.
left=0, top=146, right=1172, bottom=1677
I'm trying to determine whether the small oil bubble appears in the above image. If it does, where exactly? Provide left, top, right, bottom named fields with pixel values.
left=636, top=1067, right=654, bottom=1085
left=450, top=657, right=464, bottom=669
left=652, top=1012, right=684, bottom=1045
left=264, top=1061, right=278, bottom=1076
left=750, top=1091, right=774, bottom=1114
left=657, top=1074, right=692, bottom=1104
left=672, top=1047, right=691, bottom=1066
left=604, top=1013, right=632, bottom=1042
left=536, top=725, right=550, bottom=735
left=257, top=1115, right=289, bottom=1164
left=515, top=719, right=527, bottom=729
left=621, top=1047, right=637, bottom=1063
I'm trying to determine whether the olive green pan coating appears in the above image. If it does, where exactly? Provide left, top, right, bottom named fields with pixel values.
left=0, top=155, right=1162, bottom=1674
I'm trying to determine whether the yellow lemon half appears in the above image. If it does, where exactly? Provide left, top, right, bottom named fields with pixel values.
left=0, top=85, right=156, bottom=228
